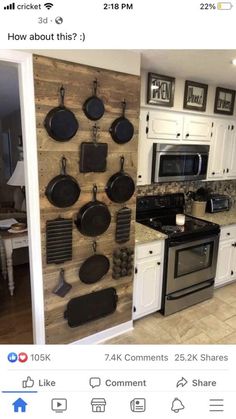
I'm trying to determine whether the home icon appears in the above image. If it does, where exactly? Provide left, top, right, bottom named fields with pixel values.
left=91, top=398, right=106, bottom=412
left=12, top=398, right=27, bottom=413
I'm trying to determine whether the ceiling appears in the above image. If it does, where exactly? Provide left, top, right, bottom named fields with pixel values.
left=140, top=50, right=236, bottom=88
left=0, top=61, right=20, bottom=119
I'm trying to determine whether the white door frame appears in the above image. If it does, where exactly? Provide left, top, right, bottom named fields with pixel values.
left=0, top=50, right=45, bottom=344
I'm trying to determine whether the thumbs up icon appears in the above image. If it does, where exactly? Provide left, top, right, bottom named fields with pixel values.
left=22, top=376, right=34, bottom=388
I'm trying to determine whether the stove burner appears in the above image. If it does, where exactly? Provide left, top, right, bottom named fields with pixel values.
left=162, top=225, right=184, bottom=234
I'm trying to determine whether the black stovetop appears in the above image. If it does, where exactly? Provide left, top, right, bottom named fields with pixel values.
left=136, top=193, right=220, bottom=240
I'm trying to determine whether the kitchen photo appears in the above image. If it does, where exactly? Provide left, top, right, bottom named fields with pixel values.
left=1, top=49, right=236, bottom=345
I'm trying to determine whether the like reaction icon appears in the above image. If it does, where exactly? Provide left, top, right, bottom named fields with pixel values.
left=22, top=376, right=34, bottom=388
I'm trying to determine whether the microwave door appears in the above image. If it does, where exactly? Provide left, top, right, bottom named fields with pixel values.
left=156, top=152, right=199, bottom=182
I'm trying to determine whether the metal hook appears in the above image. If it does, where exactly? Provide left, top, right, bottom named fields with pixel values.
left=61, top=156, right=67, bottom=175
left=92, top=241, right=97, bottom=253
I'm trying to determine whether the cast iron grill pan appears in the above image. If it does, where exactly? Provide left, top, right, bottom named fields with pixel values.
left=46, top=218, right=73, bottom=264
left=79, top=125, right=108, bottom=173
left=64, top=287, right=118, bottom=327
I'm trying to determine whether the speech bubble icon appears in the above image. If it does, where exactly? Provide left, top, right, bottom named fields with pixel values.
left=89, top=377, right=101, bottom=388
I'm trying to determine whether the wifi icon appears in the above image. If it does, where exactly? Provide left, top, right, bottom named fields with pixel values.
left=44, top=2, right=53, bottom=9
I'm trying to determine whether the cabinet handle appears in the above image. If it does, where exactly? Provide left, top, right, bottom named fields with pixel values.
left=223, top=169, right=225, bottom=174
left=157, top=262, right=161, bottom=266
left=231, top=270, right=234, bottom=275
left=149, top=250, right=153, bottom=254
left=227, top=168, right=229, bottom=173
left=138, top=175, right=142, bottom=178
left=232, top=125, right=234, bottom=130
left=227, top=232, right=231, bottom=236
left=212, top=172, right=215, bottom=175
left=176, top=133, right=181, bottom=137
left=186, top=133, right=189, bottom=138
left=232, top=243, right=235, bottom=247
left=133, top=306, right=136, bottom=312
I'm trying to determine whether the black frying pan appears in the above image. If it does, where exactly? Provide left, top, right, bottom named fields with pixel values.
left=45, top=156, right=81, bottom=208
left=44, top=86, right=79, bottom=141
left=79, top=241, right=110, bottom=284
left=109, top=100, right=134, bottom=144
left=83, top=79, right=105, bottom=121
left=106, top=156, right=135, bottom=203
left=75, top=185, right=111, bottom=236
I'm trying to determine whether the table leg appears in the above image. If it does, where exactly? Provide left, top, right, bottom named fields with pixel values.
left=0, top=239, right=7, bottom=280
left=4, top=239, right=14, bottom=296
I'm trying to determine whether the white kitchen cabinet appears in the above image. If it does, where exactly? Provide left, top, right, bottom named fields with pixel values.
left=207, top=120, right=236, bottom=181
left=215, top=224, right=236, bottom=287
left=147, top=111, right=183, bottom=141
left=133, top=240, right=164, bottom=320
left=146, top=110, right=213, bottom=143
left=183, top=115, right=213, bottom=142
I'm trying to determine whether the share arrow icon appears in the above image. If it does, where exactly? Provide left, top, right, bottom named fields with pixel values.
left=176, top=377, right=188, bottom=388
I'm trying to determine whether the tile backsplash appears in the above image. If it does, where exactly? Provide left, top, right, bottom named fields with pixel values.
left=137, top=180, right=236, bottom=206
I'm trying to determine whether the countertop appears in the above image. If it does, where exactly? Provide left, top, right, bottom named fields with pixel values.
left=195, top=207, right=236, bottom=227
left=135, top=222, right=167, bottom=244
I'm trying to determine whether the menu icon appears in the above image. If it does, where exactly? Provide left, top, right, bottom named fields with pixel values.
left=209, top=398, right=224, bottom=412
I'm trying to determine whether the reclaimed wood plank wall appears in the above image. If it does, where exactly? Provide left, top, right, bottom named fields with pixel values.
left=33, top=54, right=140, bottom=344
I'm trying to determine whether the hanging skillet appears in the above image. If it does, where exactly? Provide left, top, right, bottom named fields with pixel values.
left=75, top=184, right=111, bottom=237
left=79, top=241, right=110, bottom=284
left=83, top=79, right=105, bottom=121
left=79, top=124, right=108, bottom=173
left=106, top=156, right=135, bottom=203
left=44, top=85, right=79, bottom=141
left=45, top=156, right=81, bottom=208
left=109, top=100, right=134, bottom=144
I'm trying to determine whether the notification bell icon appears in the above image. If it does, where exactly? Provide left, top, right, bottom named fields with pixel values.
left=171, top=398, right=185, bottom=413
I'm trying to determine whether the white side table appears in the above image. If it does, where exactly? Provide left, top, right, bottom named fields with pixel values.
left=0, top=231, right=28, bottom=296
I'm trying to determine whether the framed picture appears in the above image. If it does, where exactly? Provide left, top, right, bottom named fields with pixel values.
left=214, top=87, right=236, bottom=115
left=147, top=72, right=175, bottom=107
left=183, top=80, right=208, bottom=112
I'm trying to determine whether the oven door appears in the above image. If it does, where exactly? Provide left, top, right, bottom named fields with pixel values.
left=166, top=234, right=219, bottom=294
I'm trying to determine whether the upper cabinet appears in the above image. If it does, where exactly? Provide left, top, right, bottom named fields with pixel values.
left=147, top=111, right=183, bottom=141
left=207, top=120, right=236, bottom=180
left=146, top=110, right=213, bottom=143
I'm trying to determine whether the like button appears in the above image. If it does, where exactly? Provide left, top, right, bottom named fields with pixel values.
left=22, top=376, right=34, bottom=388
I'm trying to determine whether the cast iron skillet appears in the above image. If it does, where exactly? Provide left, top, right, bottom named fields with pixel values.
left=75, top=184, right=111, bottom=236
left=83, top=79, right=105, bottom=121
left=79, top=241, right=110, bottom=284
left=44, top=86, right=79, bottom=141
left=109, top=100, right=134, bottom=144
left=106, top=156, right=135, bottom=203
left=45, top=156, right=81, bottom=208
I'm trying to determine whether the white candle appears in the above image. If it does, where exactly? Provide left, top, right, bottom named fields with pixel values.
left=176, top=214, right=185, bottom=226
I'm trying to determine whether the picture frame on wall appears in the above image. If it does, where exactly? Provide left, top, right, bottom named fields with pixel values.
left=183, top=80, right=208, bottom=112
left=147, top=72, right=175, bottom=107
left=214, top=87, right=236, bottom=115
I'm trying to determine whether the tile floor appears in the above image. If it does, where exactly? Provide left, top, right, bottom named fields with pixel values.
left=106, top=282, right=236, bottom=344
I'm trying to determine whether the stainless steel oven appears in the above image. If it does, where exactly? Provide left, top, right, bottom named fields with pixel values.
left=164, top=234, right=219, bottom=316
left=151, top=143, right=209, bottom=183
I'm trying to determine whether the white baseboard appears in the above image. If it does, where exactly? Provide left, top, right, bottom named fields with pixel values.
left=71, top=321, right=133, bottom=345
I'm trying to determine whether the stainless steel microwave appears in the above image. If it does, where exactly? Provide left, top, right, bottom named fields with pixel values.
left=151, top=144, right=209, bottom=183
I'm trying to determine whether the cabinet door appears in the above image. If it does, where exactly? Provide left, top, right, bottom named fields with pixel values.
left=215, top=239, right=234, bottom=287
left=207, top=120, right=229, bottom=180
left=133, top=258, right=162, bottom=320
left=147, top=111, right=183, bottom=140
left=226, top=123, right=236, bottom=179
left=183, top=115, right=213, bottom=142
left=230, top=245, right=236, bottom=280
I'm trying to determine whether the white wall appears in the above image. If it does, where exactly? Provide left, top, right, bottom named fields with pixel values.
left=141, top=70, right=236, bottom=118
left=24, top=50, right=141, bottom=76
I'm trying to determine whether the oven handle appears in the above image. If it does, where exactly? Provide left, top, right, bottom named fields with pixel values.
left=167, top=279, right=214, bottom=300
left=196, top=153, right=202, bottom=176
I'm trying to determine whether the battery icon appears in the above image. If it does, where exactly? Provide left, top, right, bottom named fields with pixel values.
left=217, top=2, right=233, bottom=9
